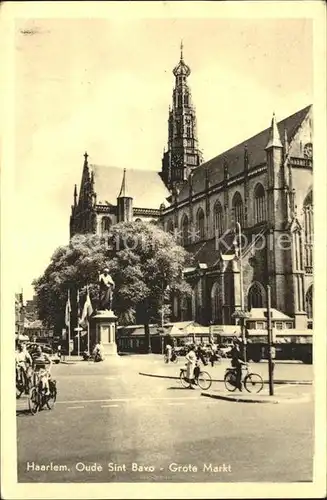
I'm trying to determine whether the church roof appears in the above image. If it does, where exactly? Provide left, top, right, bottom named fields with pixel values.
left=178, top=105, right=311, bottom=201
left=89, top=165, right=170, bottom=209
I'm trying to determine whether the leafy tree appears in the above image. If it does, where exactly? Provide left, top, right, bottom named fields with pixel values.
left=33, top=222, right=192, bottom=350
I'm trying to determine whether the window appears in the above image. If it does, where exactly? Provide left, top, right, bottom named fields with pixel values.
left=181, top=214, right=189, bottom=246
left=303, top=191, right=313, bottom=270
left=247, top=282, right=265, bottom=309
left=184, top=94, right=189, bottom=106
left=186, top=127, right=191, bottom=138
left=213, top=201, right=224, bottom=237
left=101, top=216, right=112, bottom=234
left=275, top=322, right=283, bottom=330
left=166, top=219, right=174, bottom=235
left=211, top=283, right=220, bottom=323
left=254, top=184, right=266, bottom=223
left=305, top=285, right=313, bottom=319
left=194, top=281, right=202, bottom=321
left=232, top=192, right=244, bottom=227
left=285, top=322, right=293, bottom=329
left=292, top=229, right=303, bottom=271
left=196, top=208, right=205, bottom=240
left=256, top=322, right=264, bottom=329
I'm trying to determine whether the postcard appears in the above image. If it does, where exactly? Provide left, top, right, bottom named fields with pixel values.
left=1, top=1, right=326, bottom=499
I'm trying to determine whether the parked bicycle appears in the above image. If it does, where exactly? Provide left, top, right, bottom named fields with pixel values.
left=224, top=364, right=264, bottom=393
left=28, top=370, right=57, bottom=415
left=16, top=364, right=32, bottom=399
left=179, top=363, right=212, bottom=390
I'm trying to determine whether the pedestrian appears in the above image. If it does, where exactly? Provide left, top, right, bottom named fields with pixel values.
left=195, top=343, right=207, bottom=365
left=165, top=343, right=172, bottom=363
left=185, top=344, right=197, bottom=386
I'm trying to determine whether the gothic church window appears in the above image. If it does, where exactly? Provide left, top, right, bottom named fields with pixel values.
left=101, top=216, right=112, bottom=234
left=196, top=208, right=205, bottom=240
left=167, top=219, right=174, bottom=235
left=232, top=192, right=244, bottom=227
left=184, top=94, right=189, bottom=106
left=213, top=201, right=224, bottom=237
left=305, top=285, right=313, bottom=320
left=254, top=183, right=266, bottom=224
left=292, top=230, right=303, bottom=271
left=181, top=214, right=189, bottom=246
left=211, top=283, right=220, bottom=323
left=247, top=282, right=265, bottom=309
left=303, top=190, right=313, bottom=271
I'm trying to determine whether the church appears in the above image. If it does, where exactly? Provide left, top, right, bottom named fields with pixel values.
left=70, top=44, right=313, bottom=330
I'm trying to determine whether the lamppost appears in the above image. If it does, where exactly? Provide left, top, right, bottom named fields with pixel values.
left=235, top=221, right=247, bottom=361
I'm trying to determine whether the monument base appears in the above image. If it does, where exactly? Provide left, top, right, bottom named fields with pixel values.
left=93, top=309, right=118, bottom=357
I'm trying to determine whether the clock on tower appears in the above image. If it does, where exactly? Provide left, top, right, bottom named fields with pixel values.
left=171, top=152, right=184, bottom=168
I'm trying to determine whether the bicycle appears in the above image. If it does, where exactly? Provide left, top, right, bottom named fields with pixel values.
left=224, top=364, right=264, bottom=393
left=28, top=369, right=57, bottom=415
left=16, top=364, right=32, bottom=399
left=179, top=363, right=212, bottom=390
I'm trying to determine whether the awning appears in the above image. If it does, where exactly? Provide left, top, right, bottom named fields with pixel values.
left=15, top=334, right=29, bottom=341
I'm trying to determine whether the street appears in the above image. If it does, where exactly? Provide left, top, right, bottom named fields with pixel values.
left=17, top=355, right=313, bottom=483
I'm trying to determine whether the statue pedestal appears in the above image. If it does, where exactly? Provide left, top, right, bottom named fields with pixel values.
left=93, top=310, right=118, bottom=356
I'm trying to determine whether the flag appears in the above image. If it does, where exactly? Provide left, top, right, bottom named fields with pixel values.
left=65, top=291, right=71, bottom=327
left=80, top=287, right=93, bottom=326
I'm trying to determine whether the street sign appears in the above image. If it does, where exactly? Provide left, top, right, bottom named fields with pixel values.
left=210, top=325, right=224, bottom=334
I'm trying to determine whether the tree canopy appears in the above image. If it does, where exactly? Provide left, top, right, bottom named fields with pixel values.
left=33, top=221, right=192, bottom=333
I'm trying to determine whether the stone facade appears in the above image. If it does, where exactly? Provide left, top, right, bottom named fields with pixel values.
left=70, top=157, right=170, bottom=238
left=160, top=106, right=313, bottom=329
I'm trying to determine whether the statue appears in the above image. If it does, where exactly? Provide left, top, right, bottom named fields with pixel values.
left=99, top=268, right=115, bottom=311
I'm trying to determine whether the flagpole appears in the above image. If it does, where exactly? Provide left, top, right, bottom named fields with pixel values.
left=68, top=290, right=71, bottom=360
left=77, top=289, right=80, bottom=358
left=87, top=285, right=90, bottom=355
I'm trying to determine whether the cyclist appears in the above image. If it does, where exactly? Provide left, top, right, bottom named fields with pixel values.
left=32, top=345, right=52, bottom=395
left=230, top=338, right=247, bottom=392
left=15, top=343, right=33, bottom=394
left=185, top=344, right=197, bottom=387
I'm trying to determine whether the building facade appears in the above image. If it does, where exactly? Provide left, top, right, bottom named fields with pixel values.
left=70, top=156, right=170, bottom=238
left=160, top=104, right=313, bottom=329
left=69, top=45, right=313, bottom=330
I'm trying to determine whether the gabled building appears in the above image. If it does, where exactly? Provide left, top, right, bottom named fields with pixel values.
left=70, top=155, right=170, bottom=237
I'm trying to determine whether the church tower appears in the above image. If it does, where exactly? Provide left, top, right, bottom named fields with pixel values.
left=160, top=42, right=203, bottom=192
left=117, top=168, right=133, bottom=222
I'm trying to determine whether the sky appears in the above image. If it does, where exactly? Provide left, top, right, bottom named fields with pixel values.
left=13, top=16, right=313, bottom=299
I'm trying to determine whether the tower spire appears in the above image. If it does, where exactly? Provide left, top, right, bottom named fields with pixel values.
left=161, top=45, right=202, bottom=192
left=118, top=168, right=130, bottom=198
left=84, top=151, right=89, bottom=167
left=265, top=112, right=282, bottom=149
left=74, top=184, right=77, bottom=206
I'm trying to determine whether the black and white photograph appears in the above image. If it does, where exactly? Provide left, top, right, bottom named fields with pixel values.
left=1, top=1, right=326, bottom=499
